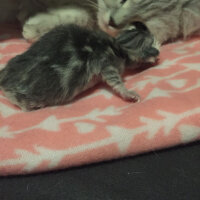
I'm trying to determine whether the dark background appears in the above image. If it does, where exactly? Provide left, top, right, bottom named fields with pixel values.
left=0, top=141, right=199, bottom=200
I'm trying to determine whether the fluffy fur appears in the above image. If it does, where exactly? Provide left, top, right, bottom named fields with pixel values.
left=19, top=0, right=200, bottom=43
left=18, top=0, right=97, bottom=41
left=0, top=24, right=159, bottom=111
left=98, top=0, right=200, bottom=44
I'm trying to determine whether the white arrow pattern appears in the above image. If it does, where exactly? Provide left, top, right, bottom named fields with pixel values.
left=0, top=25, right=200, bottom=175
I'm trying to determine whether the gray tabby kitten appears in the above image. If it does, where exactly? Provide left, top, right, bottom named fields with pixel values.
left=98, top=0, right=200, bottom=44
left=0, top=23, right=159, bottom=111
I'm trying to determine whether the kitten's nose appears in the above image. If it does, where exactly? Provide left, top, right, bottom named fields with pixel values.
left=148, top=48, right=160, bottom=57
left=145, top=47, right=160, bottom=58
left=108, top=17, right=117, bottom=28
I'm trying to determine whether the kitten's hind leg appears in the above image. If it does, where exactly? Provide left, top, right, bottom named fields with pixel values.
left=3, top=90, right=44, bottom=111
left=16, top=101, right=45, bottom=112
left=102, top=67, right=140, bottom=102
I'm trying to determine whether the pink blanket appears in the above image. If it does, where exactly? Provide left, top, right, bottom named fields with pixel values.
left=0, top=24, right=200, bottom=175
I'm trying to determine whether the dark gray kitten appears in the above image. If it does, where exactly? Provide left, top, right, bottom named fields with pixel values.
left=0, top=23, right=159, bottom=111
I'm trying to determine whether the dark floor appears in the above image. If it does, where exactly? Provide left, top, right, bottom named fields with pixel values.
left=0, top=141, right=200, bottom=200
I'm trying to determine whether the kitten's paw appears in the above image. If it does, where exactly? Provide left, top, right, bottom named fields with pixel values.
left=22, top=23, right=41, bottom=42
left=122, top=90, right=141, bottom=102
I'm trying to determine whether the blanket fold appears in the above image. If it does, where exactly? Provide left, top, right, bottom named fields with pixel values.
left=0, top=25, right=200, bottom=175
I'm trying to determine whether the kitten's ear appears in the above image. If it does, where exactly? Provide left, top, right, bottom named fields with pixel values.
left=117, top=30, right=148, bottom=50
left=116, top=30, right=138, bottom=46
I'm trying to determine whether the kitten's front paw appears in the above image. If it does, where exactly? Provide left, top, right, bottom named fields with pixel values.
left=122, top=90, right=141, bottom=102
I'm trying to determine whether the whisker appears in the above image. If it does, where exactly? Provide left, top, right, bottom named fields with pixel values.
left=83, top=0, right=104, bottom=13
left=84, top=3, right=98, bottom=10
left=86, top=0, right=98, bottom=4
left=85, top=0, right=99, bottom=9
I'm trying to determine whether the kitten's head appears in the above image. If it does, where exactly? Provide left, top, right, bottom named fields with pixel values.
left=97, top=0, right=173, bottom=34
left=116, top=22, right=160, bottom=63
